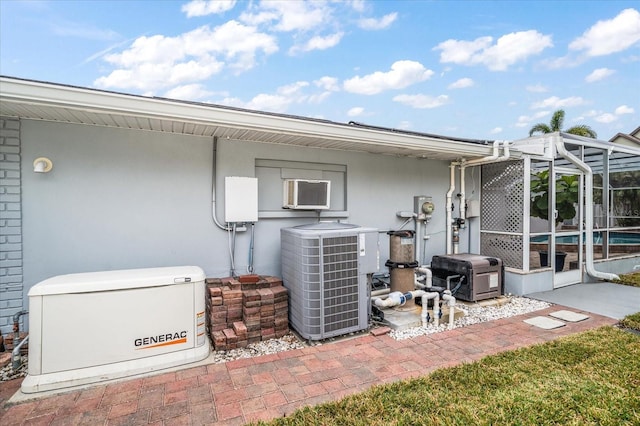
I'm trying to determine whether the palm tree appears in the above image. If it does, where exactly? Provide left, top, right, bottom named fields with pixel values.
left=529, top=109, right=597, bottom=138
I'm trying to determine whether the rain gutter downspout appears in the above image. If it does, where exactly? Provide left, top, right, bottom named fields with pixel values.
left=553, top=135, right=619, bottom=281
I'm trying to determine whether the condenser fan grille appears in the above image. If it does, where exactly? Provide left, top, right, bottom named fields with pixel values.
left=321, top=236, right=359, bottom=333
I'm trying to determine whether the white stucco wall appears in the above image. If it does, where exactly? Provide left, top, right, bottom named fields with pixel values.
left=18, top=119, right=477, bottom=328
left=21, top=121, right=217, bottom=283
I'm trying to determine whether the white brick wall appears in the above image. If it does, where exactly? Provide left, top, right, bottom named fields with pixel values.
left=0, top=116, right=23, bottom=335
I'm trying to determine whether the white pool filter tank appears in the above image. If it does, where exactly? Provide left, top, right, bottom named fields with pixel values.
left=21, top=266, right=210, bottom=393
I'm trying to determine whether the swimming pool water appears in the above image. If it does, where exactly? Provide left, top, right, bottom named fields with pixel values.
left=531, top=232, right=640, bottom=245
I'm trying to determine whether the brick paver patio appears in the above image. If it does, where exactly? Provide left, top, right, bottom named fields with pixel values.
left=0, top=305, right=617, bottom=425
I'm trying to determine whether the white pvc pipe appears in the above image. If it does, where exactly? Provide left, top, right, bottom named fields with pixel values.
left=415, top=218, right=422, bottom=266
left=371, top=288, right=390, bottom=297
left=460, top=166, right=466, bottom=223
left=442, top=291, right=456, bottom=329
left=464, top=140, right=501, bottom=167
left=446, top=164, right=456, bottom=254
left=459, top=141, right=511, bottom=222
left=421, top=291, right=440, bottom=327
left=553, top=135, right=619, bottom=281
left=374, top=291, right=406, bottom=308
left=416, top=267, right=432, bottom=288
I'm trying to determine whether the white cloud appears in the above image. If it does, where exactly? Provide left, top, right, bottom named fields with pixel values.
left=182, top=0, right=236, bottom=17
left=343, top=60, right=434, bottom=95
left=434, top=30, right=552, bottom=71
left=448, top=78, right=474, bottom=89
left=245, top=93, right=293, bottom=112
left=94, top=21, right=277, bottom=92
left=314, top=76, right=340, bottom=92
left=392, top=94, right=449, bottom=109
left=585, top=67, right=615, bottom=83
left=615, top=105, right=635, bottom=115
left=526, top=84, right=548, bottom=93
left=278, top=81, right=309, bottom=96
left=290, top=32, right=344, bottom=54
left=347, top=107, right=365, bottom=117
left=308, top=91, right=332, bottom=103
left=219, top=80, right=315, bottom=113
left=163, top=83, right=213, bottom=100
left=490, top=127, right=503, bottom=134
left=241, top=1, right=330, bottom=32
left=540, top=54, right=585, bottom=70
left=435, top=36, right=493, bottom=65
left=531, top=96, right=586, bottom=109
left=594, top=113, right=618, bottom=123
left=349, top=0, right=366, bottom=13
left=515, top=111, right=550, bottom=127
left=358, top=12, right=398, bottom=30
left=569, top=8, right=640, bottom=57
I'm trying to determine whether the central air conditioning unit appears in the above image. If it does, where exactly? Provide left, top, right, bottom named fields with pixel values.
left=283, top=179, right=331, bottom=210
left=281, top=223, right=378, bottom=340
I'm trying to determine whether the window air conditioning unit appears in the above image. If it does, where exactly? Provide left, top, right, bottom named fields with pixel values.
left=283, top=179, right=330, bottom=210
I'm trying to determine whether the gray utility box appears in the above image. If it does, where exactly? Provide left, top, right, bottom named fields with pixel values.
left=430, top=253, right=503, bottom=302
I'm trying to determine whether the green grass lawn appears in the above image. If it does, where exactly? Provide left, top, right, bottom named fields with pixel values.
left=614, top=271, right=640, bottom=287
left=621, top=312, right=640, bottom=331
left=256, top=326, right=640, bottom=426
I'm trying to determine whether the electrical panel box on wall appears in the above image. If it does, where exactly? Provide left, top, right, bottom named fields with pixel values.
left=467, top=199, right=480, bottom=218
left=225, top=177, right=258, bottom=222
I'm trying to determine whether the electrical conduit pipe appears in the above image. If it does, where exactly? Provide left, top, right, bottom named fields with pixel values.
left=12, top=335, right=28, bottom=371
left=553, top=135, right=619, bottom=281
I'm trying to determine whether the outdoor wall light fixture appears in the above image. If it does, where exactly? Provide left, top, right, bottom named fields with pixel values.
left=33, top=157, right=53, bottom=173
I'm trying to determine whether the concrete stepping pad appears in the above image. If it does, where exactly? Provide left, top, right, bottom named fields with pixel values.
left=524, top=316, right=566, bottom=329
left=549, top=310, right=589, bottom=322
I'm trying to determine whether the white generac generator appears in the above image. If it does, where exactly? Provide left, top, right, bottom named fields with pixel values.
left=22, top=266, right=210, bottom=393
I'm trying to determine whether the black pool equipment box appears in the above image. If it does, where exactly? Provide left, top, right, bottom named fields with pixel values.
left=430, top=253, right=503, bottom=302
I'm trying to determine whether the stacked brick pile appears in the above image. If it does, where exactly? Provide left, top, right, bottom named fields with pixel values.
left=205, top=275, right=289, bottom=351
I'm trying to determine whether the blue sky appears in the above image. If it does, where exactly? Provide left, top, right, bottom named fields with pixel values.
left=1, top=0, right=639, bottom=141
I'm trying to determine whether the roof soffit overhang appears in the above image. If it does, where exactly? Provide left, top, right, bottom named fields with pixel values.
left=0, top=77, right=500, bottom=160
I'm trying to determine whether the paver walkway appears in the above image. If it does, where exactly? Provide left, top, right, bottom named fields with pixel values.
left=0, top=305, right=617, bottom=425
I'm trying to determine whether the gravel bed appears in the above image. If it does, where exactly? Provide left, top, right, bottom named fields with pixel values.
left=1, top=355, right=27, bottom=382
left=390, top=296, right=551, bottom=340
left=1, top=296, right=550, bottom=382
left=209, top=333, right=305, bottom=363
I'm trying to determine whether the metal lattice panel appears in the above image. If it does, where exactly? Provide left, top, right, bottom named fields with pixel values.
left=480, top=233, right=524, bottom=269
left=481, top=161, right=524, bottom=233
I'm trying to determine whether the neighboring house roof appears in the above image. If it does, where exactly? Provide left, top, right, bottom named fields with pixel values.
left=0, top=76, right=499, bottom=161
left=608, top=126, right=640, bottom=148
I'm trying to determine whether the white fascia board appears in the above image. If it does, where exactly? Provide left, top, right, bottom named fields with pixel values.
left=0, top=77, right=492, bottom=158
left=511, top=132, right=640, bottom=156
